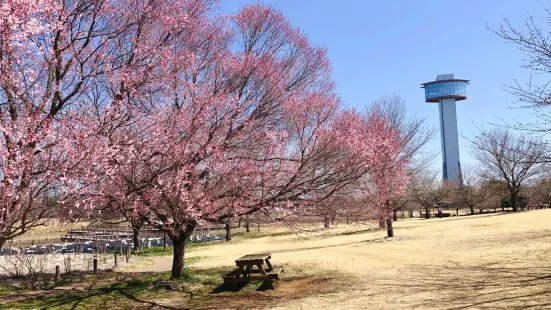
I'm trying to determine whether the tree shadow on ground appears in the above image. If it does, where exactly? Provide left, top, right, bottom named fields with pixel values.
left=198, top=275, right=335, bottom=310
left=0, top=271, right=179, bottom=309
left=17, top=283, right=179, bottom=310
left=350, top=262, right=551, bottom=309
left=210, top=279, right=275, bottom=294
left=2, top=269, right=328, bottom=309
left=271, top=236, right=387, bottom=255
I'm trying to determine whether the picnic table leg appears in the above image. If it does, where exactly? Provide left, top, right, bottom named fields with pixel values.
left=245, top=265, right=253, bottom=278
left=237, top=265, right=244, bottom=277
left=265, top=258, right=273, bottom=271
left=256, top=264, right=267, bottom=275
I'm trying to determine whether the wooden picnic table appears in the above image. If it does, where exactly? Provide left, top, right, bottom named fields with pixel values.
left=223, top=253, right=284, bottom=283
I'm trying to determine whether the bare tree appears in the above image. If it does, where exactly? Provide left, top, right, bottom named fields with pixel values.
left=479, top=179, right=510, bottom=213
left=371, top=94, right=437, bottom=162
left=471, top=128, right=546, bottom=212
left=528, top=170, right=551, bottom=208
left=452, top=165, right=499, bottom=215
left=491, top=5, right=551, bottom=133
left=408, top=170, right=449, bottom=219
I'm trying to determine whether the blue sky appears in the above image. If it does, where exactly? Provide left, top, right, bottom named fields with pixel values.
left=219, top=0, right=545, bottom=170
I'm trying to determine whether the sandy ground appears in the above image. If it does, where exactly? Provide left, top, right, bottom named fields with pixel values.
left=138, top=210, right=551, bottom=309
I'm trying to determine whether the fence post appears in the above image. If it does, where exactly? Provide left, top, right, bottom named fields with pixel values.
left=125, top=248, right=130, bottom=263
left=114, top=254, right=118, bottom=267
left=120, top=244, right=123, bottom=256
left=55, top=265, right=60, bottom=282
left=93, top=258, right=98, bottom=274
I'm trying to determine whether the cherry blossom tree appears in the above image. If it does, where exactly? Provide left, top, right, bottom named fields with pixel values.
left=359, top=95, right=434, bottom=237
left=359, top=111, right=408, bottom=237
left=0, top=0, right=125, bottom=250
left=3, top=1, right=409, bottom=280
left=73, top=3, right=406, bottom=279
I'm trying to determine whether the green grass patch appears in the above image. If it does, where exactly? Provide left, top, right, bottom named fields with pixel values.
left=0, top=283, right=22, bottom=296
left=232, top=230, right=294, bottom=240
left=134, top=245, right=173, bottom=256
left=135, top=240, right=224, bottom=257
left=0, top=271, right=116, bottom=298
left=338, top=228, right=378, bottom=236
left=3, top=264, right=234, bottom=310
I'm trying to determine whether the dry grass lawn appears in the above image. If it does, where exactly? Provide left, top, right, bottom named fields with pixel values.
left=184, top=210, right=551, bottom=309
left=4, top=210, right=551, bottom=309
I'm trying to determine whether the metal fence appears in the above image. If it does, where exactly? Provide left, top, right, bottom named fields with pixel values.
left=1, top=225, right=228, bottom=256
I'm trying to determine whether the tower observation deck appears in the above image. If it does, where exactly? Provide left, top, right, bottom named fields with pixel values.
left=421, top=74, right=469, bottom=185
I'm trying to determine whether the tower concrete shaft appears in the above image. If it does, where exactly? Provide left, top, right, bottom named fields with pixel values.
left=422, top=73, right=469, bottom=186
left=438, top=97, right=461, bottom=184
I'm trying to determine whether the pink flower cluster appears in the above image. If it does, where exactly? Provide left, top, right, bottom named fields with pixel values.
left=0, top=1, right=411, bottom=249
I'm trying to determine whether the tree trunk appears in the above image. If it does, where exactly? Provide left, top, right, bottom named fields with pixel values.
left=425, top=207, right=431, bottom=219
left=511, top=191, right=519, bottom=212
left=393, top=208, right=398, bottom=221
left=237, top=217, right=242, bottom=228
left=469, top=206, right=475, bottom=215
left=225, top=221, right=231, bottom=242
left=171, top=238, right=186, bottom=279
left=324, top=214, right=330, bottom=228
left=409, top=210, right=413, bottom=218
left=245, top=218, right=250, bottom=233
left=331, top=214, right=335, bottom=226
left=456, top=208, right=459, bottom=216
left=346, top=217, right=349, bottom=225
left=132, top=226, right=141, bottom=253
left=168, top=226, right=194, bottom=279
left=379, top=218, right=386, bottom=228
left=386, top=218, right=394, bottom=238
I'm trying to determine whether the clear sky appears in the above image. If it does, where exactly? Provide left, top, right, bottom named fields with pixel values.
left=219, top=0, right=545, bottom=171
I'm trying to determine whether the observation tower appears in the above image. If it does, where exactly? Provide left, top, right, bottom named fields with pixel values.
left=421, top=74, right=469, bottom=186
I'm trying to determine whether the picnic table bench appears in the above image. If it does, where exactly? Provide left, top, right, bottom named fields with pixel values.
left=223, top=253, right=284, bottom=283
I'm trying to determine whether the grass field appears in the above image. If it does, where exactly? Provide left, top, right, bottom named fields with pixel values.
left=3, top=210, right=551, bottom=309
